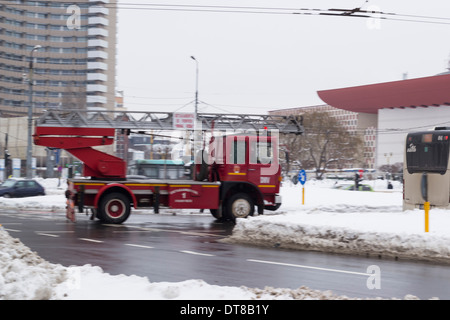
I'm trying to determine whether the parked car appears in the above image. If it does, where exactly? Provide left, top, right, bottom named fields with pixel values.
left=0, top=179, right=45, bottom=198
left=333, top=183, right=374, bottom=192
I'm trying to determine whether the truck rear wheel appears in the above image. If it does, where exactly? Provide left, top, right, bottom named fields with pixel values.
left=225, top=193, right=254, bottom=220
left=98, top=192, right=131, bottom=224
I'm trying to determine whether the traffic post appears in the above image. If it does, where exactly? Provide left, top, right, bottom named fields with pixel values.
left=421, top=172, right=429, bottom=232
left=424, top=201, right=430, bottom=232
left=298, top=169, right=307, bottom=205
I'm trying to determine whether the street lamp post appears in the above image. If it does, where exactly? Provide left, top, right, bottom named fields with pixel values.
left=190, top=56, right=202, bottom=165
left=190, top=56, right=199, bottom=122
left=26, top=45, right=41, bottom=179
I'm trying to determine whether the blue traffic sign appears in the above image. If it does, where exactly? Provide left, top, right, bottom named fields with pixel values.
left=298, top=169, right=307, bottom=185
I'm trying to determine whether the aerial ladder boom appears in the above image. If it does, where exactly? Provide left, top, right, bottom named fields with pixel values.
left=34, top=109, right=303, bottom=133
left=34, top=126, right=126, bottom=178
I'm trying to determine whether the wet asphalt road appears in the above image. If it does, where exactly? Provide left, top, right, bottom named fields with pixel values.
left=2, top=209, right=450, bottom=299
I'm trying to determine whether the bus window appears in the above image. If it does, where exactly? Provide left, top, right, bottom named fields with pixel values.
left=406, top=132, right=450, bottom=175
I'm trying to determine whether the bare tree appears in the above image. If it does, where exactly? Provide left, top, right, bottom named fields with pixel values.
left=282, top=111, right=363, bottom=179
left=280, top=133, right=302, bottom=174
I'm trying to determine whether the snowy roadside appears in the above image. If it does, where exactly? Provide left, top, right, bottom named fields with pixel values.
left=0, top=178, right=446, bottom=300
left=226, top=210, right=450, bottom=264
left=0, top=178, right=66, bottom=212
left=226, top=180, right=450, bottom=264
left=226, top=181, right=450, bottom=263
left=0, top=227, right=421, bottom=300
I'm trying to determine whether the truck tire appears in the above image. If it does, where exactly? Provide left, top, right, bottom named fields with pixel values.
left=98, top=192, right=131, bottom=224
left=210, top=209, right=221, bottom=219
left=225, top=193, right=254, bottom=220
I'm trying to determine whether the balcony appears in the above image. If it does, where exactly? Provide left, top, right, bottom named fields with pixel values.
left=88, top=28, right=109, bottom=37
left=88, top=6, right=109, bottom=15
left=86, top=95, right=107, bottom=104
left=88, top=16, right=109, bottom=26
left=88, top=50, right=108, bottom=59
left=87, top=73, right=107, bottom=81
left=88, top=39, right=108, bottom=48
left=87, top=62, right=107, bottom=70
left=86, top=84, right=107, bottom=93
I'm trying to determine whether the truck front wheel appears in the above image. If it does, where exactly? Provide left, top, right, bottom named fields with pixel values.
left=225, top=193, right=254, bottom=220
left=98, top=192, right=131, bottom=224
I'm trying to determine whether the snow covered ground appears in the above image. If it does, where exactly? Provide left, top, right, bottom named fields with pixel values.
left=228, top=180, right=450, bottom=264
left=1, top=177, right=448, bottom=300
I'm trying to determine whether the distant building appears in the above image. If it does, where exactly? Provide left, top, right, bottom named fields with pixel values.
left=0, top=0, right=117, bottom=173
left=317, top=73, right=450, bottom=168
left=115, top=91, right=124, bottom=111
left=0, top=0, right=117, bottom=113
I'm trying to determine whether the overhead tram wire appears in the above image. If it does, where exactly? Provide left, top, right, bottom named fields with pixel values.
left=3, top=1, right=450, bottom=25
left=111, top=3, right=450, bottom=26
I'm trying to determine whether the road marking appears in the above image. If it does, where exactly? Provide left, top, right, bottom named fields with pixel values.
left=247, top=259, right=369, bottom=276
left=125, top=244, right=154, bottom=249
left=112, top=226, right=166, bottom=233
left=116, top=225, right=223, bottom=238
left=3, top=228, right=21, bottom=232
left=79, top=238, right=103, bottom=243
left=36, top=231, right=74, bottom=233
left=178, top=231, right=222, bottom=237
left=113, top=230, right=155, bottom=233
left=180, top=250, right=215, bottom=257
left=102, top=224, right=126, bottom=228
left=37, top=233, right=60, bottom=238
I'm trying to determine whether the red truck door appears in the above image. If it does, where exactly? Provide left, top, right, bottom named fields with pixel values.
left=247, top=135, right=279, bottom=193
left=224, top=135, right=248, bottom=180
left=223, top=134, right=279, bottom=191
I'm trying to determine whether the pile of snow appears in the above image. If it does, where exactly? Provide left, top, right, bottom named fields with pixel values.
left=0, top=227, right=68, bottom=299
left=228, top=180, right=450, bottom=263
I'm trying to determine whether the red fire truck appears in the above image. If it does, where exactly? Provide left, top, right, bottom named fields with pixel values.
left=33, top=110, right=303, bottom=224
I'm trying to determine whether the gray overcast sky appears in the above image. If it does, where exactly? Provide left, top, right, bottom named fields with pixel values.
left=116, top=0, right=450, bottom=115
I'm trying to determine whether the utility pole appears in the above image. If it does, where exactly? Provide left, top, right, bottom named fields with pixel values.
left=190, top=56, right=201, bottom=162
left=4, top=133, right=10, bottom=181
left=190, top=56, right=199, bottom=123
left=26, top=45, right=41, bottom=179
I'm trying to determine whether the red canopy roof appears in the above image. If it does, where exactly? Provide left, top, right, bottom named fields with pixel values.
left=317, top=73, right=450, bottom=114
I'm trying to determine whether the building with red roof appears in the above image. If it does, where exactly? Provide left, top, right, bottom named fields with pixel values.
left=271, top=72, right=450, bottom=170
left=317, top=73, right=450, bottom=168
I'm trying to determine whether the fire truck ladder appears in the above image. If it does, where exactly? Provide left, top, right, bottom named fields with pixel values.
left=34, top=109, right=303, bottom=133
left=33, top=109, right=303, bottom=179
